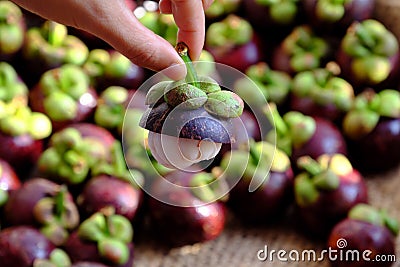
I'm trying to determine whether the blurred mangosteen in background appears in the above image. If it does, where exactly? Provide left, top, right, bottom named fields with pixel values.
left=266, top=104, right=347, bottom=164
left=3, top=178, right=79, bottom=246
left=302, top=0, right=375, bottom=35
left=233, top=62, right=292, bottom=109
left=242, top=0, right=302, bottom=40
left=76, top=173, right=144, bottom=222
left=336, top=19, right=400, bottom=91
left=205, top=14, right=264, bottom=73
left=0, top=64, right=52, bottom=175
left=328, top=204, right=398, bottom=267
left=147, top=170, right=227, bottom=247
left=0, top=1, right=26, bottom=62
left=293, top=154, right=368, bottom=239
left=0, top=158, right=21, bottom=192
left=290, top=62, right=354, bottom=123
left=37, top=125, right=115, bottom=185
left=0, top=226, right=59, bottom=267
left=21, top=21, right=89, bottom=87
left=82, top=49, right=145, bottom=92
left=217, top=141, right=294, bottom=224
left=342, top=89, right=400, bottom=173
left=271, top=25, right=332, bottom=76
left=205, top=0, right=242, bottom=25
left=64, top=209, right=134, bottom=267
left=29, top=64, right=98, bottom=131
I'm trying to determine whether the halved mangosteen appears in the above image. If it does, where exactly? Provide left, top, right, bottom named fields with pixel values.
left=139, top=43, right=244, bottom=170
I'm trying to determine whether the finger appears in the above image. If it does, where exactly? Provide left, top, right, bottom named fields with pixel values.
left=159, top=0, right=214, bottom=13
left=170, top=0, right=206, bottom=61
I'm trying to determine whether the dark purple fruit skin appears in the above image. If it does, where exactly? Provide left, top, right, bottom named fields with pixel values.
left=0, top=159, right=21, bottom=191
left=347, top=117, right=400, bottom=174
left=29, top=85, right=98, bottom=131
left=0, top=226, right=55, bottom=267
left=336, top=49, right=400, bottom=92
left=205, top=35, right=264, bottom=73
left=77, top=175, right=143, bottom=221
left=303, top=0, right=375, bottom=35
left=148, top=171, right=226, bottom=247
left=3, top=178, right=67, bottom=227
left=0, top=132, right=43, bottom=178
left=328, top=219, right=396, bottom=267
left=64, top=232, right=134, bottom=267
left=228, top=168, right=294, bottom=224
left=290, top=94, right=344, bottom=123
left=291, top=116, right=347, bottom=164
left=296, top=170, right=368, bottom=239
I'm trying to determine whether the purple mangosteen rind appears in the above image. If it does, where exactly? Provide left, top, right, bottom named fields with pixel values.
left=0, top=226, right=56, bottom=267
left=0, top=1, right=25, bottom=59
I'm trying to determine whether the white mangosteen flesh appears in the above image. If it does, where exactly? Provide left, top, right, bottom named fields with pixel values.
left=147, top=132, right=222, bottom=169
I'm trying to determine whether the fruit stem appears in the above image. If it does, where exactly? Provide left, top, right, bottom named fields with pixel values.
left=176, top=42, right=199, bottom=88
left=297, top=156, right=323, bottom=176
left=265, top=103, right=288, bottom=136
left=54, top=185, right=67, bottom=218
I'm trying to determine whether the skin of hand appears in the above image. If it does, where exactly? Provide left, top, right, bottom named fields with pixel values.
left=11, top=0, right=213, bottom=80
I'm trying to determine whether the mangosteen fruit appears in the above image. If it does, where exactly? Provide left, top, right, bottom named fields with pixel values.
left=328, top=204, right=398, bottom=267
left=294, top=154, right=368, bottom=239
left=29, top=64, right=97, bottom=131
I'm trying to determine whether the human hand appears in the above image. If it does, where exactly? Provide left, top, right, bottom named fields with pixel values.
left=11, top=0, right=212, bottom=80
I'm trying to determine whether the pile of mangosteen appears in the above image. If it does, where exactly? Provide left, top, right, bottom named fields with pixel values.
left=0, top=0, right=399, bottom=266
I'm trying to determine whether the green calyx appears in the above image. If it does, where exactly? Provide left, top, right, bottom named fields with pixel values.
left=164, top=81, right=208, bottom=109
left=40, top=65, right=90, bottom=121
left=78, top=210, right=133, bottom=265
left=94, top=86, right=128, bottom=129
left=24, top=21, right=88, bottom=66
left=38, top=128, right=106, bottom=184
left=145, top=43, right=244, bottom=118
left=205, top=0, right=241, bottom=19
left=104, top=52, right=131, bottom=78
left=283, top=25, right=329, bottom=72
left=351, top=55, right=391, bottom=85
left=206, top=14, right=253, bottom=48
left=33, top=248, right=71, bottom=267
left=0, top=104, right=52, bottom=139
left=295, top=154, right=353, bottom=206
left=0, top=62, right=27, bottom=103
left=254, top=0, right=298, bottom=24
left=244, top=62, right=292, bottom=104
left=349, top=204, right=399, bottom=236
left=0, top=189, right=8, bottom=208
left=292, top=66, right=354, bottom=111
left=190, top=172, right=228, bottom=203
left=343, top=89, right=400, bottom=139
left=316, top=0, right=351, bottom=22
left=343, top=20, right=399, bottom=58
left=205, top=90, right=244, bottom=118
left=0, top=1, right=24, bottom=54
left=33, top=186, right=79, bottom=245
left=266, top=104, right=316, bottom=155
left=83, top=49, right=110, bottom=81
